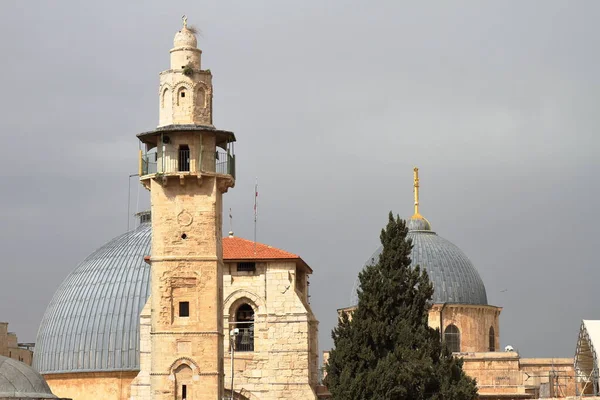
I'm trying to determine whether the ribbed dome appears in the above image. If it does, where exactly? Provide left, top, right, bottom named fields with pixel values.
left=33, top=222, right=151, bottom=374
left=0, top=356, right=57, bottom=399
left=358, top=224, right=488, bottom=305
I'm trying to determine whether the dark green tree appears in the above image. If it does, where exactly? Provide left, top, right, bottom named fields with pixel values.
left=324, top=212, right=478, bottom=400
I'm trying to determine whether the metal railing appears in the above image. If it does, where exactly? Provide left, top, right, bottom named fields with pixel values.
left=141, top=149, right=235, bottom=179
left=233, top=326, right=254, bottom=352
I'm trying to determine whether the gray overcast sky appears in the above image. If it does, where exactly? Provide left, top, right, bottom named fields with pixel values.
left=1, top=0, right=598, bottom=358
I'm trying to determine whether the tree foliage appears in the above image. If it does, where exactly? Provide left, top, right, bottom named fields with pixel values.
left=324, top=212, right=478, bottom=400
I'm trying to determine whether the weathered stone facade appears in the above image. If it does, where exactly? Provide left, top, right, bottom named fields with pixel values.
left=45, top=371, right=137, bottom=400
left=131, top=19, right=235, bottom=400
left=0, top=322, right=32, bottom=365
left=158, top=20, right=212, bottom=128
left=221, top=237, right=319, bottom=399
left=338, top=303, right=501, bottom=354
left=428, top=304, right=501, bottom=353
left=461, top=353, right=576, bottom=398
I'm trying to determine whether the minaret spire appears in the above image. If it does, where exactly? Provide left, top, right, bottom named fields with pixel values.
left=413, top=167, right=420, bottom=217
left=182, top=14, right=188, bottom=28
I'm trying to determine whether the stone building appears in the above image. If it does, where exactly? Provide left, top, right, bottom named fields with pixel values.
left=0, top=323, right=33, bottom=365
left=329, top=168, right=577, bottom=399
left=221, top=236, right=319, bottom=399
left=33, top=218, right=319, bottom=400
left=33, top=18, right=319, bottom=400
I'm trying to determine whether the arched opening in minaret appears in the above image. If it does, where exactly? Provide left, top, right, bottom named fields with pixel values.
left=444, top=324, right=460, bottom=353
left=174, top=363, right=193, bottom=400
left=234, top=304, right=254, bottom=352
left=196, top=86, right=206, bottom=108
left=178, top=145, right=190, bottom=172
left=489, top=326, right=495, bottom=351
left=177, top=87, right=188, bottom=106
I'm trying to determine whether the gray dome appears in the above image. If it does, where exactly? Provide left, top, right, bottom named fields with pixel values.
left=0, top=356, right=57, bottom=399
left=358, top=222, right=488, bottom=305
left=33, top=222, right=151, bottom=374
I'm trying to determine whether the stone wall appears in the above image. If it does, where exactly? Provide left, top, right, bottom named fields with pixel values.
left=428, top=304, right=502, bottom=353
left=223, top=260, right=318, bottom=400
left=339, top=303, right=501, bottom=353
left=0, top=322, right=33, bottom=365
left=148, top=165, right=226, bottom=400
left=44, top=371, right=137, bottom=400
left=461, top=353, right=576, bottom=398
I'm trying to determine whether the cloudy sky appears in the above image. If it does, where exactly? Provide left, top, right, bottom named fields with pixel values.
left=1, top=0, right=599, bottom=358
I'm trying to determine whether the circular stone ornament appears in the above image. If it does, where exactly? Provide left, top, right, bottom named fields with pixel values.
left=177, top=211, right=193, bottom=226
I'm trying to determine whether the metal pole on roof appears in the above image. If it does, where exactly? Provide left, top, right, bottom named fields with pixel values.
left=127, top=174, right=139, bottom=232
left=253, top=178, right=258, bottom=254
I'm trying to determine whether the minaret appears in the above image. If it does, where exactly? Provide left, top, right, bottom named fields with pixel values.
left=136, top=17, right=235, bottom=400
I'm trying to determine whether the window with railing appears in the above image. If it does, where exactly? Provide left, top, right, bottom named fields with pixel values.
left=237, top=262, right=256, bottom=272
left=233, top=304, right=254, bottom=352
left=178, top=145, right=190, bottom=172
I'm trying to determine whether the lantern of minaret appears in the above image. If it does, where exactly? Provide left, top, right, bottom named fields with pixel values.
left=159, top=17, right=212, bottom=127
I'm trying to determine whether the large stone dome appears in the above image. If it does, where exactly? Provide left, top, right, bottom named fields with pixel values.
left=357, top=217, right=488, bottom=305
left=33, top=221, right=151, bottom=374
left=0, top=355, right=57, bottom=399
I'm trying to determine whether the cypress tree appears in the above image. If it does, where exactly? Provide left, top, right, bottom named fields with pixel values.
left=325, top=212, right=478, bottom=400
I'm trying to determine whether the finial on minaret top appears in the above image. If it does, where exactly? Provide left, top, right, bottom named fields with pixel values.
left=182, top=15, right=188, bottom=29
left=413, top=167, right=420, bottom=217
left=408, top=167, right=431, bottom=231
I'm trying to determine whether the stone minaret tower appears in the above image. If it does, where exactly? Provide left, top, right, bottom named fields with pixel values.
left=134, top=17, right=236, bottom=400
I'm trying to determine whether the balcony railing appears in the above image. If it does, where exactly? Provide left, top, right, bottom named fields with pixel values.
left=141, top=150, right=235, bottom=179
left=232, top=326, right=254, bottom=352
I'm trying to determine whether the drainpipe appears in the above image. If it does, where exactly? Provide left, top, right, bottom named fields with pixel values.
left=440, top=302, right=448, bottom=342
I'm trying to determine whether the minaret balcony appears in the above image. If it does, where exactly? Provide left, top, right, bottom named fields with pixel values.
left=139, top=149, right=235, bottom=183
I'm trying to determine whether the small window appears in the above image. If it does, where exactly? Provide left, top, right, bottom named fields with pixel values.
left=179, top=301, right=190, bottom=317
left=178, top=145, right=190, bottom=172
left=444, top=324, right=461, bottom=353
left=489, top=326, right=495, bottom=351
left=182, top=384, right=187, bottom=399
left=181, top=91, right=186, bottom=98
left=237, top=262, right=256, bottom=272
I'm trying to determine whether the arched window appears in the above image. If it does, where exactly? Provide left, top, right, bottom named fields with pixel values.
left=444, top=324, right=460, bottom=353
left=161, top=88, right=170, bottom=109
left=177, top=87, right=188, bottom=106
left=196, top=87, right=206, bottom=108
left=489, top=326, right=495, bottom=351
left=234, top=303, right=254, bottom=352
left=174, top=364, right=192, bottom=400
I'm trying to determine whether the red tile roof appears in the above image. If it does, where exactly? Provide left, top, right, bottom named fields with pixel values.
left=223, top=236, right=298, bottom=259
left=222, top=236, right=312, bottom=273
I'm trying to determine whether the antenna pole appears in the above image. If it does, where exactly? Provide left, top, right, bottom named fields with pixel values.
left=127, top=174, right=139, bottom=232
left=413, top=167, right=420, bottom=216
left=253, top=178, right=258, bottom=254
